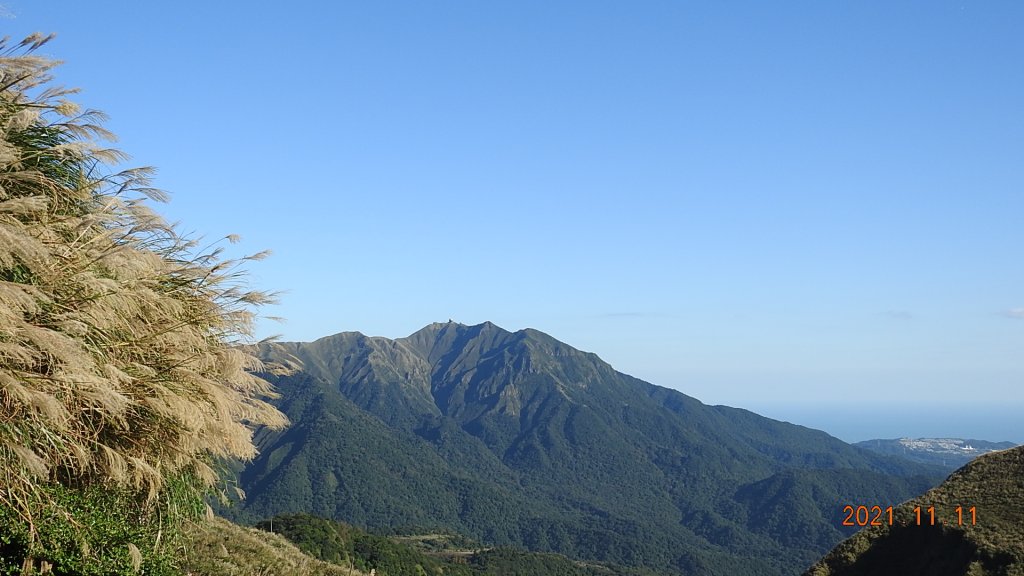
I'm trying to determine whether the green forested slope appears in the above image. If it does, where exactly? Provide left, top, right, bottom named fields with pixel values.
left=230, top=321, right=941, bottom=576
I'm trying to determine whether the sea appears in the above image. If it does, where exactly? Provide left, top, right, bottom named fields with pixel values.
left=749, top=403, right=1023, bottom=444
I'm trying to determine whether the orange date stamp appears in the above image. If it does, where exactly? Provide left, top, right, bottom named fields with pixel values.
left=841, top=505, right=977, bottom=527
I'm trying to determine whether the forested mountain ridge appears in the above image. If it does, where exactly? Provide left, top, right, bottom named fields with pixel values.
left=232, top=321, right=941, bottom=576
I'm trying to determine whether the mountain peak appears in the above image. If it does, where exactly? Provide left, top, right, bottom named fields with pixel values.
left=247, top=323, right=944, bottom=576
left=401, top=321, right=513, bottom=360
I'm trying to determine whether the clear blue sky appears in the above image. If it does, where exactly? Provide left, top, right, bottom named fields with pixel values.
left=8, top=1, right=1023, bottom=440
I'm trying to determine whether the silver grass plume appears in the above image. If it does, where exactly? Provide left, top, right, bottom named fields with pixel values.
left=0, top=33, right=288, bottom=547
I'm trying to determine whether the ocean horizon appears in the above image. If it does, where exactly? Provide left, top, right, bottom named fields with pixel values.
left=747, top=403, right=1023, bottom=445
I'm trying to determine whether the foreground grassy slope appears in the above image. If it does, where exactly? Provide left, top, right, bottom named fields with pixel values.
left=804, top=445, right=1024, bottom=576
left=181, top=517, right=360, bottom=576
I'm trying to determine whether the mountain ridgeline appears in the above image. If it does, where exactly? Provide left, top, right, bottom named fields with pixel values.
left=233, top=321, right=940, bottom=576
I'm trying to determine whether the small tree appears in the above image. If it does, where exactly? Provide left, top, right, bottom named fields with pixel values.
left=0, top=34, right=287, bottom=573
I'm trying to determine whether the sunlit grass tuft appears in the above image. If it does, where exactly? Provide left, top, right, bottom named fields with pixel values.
left=0, top=33, right=287, bottom=572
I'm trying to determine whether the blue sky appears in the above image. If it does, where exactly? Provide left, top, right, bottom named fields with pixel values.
left=8, top=1, right=1022, bottom=441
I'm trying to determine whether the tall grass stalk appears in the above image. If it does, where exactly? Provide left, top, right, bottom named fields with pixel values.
left=0, top=34, right=287, bottom=572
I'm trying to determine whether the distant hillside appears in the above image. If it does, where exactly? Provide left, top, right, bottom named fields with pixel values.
left=232, top=321, right=942, bottom=576
left=804, top=445, right=1024, bottom=576
left=855, top=438, right=1018, bottom=470
left=256, top=513, right=657, bottom=576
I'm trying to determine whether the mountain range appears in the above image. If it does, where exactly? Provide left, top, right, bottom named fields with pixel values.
left=228, top=321, right=943, bottom=575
